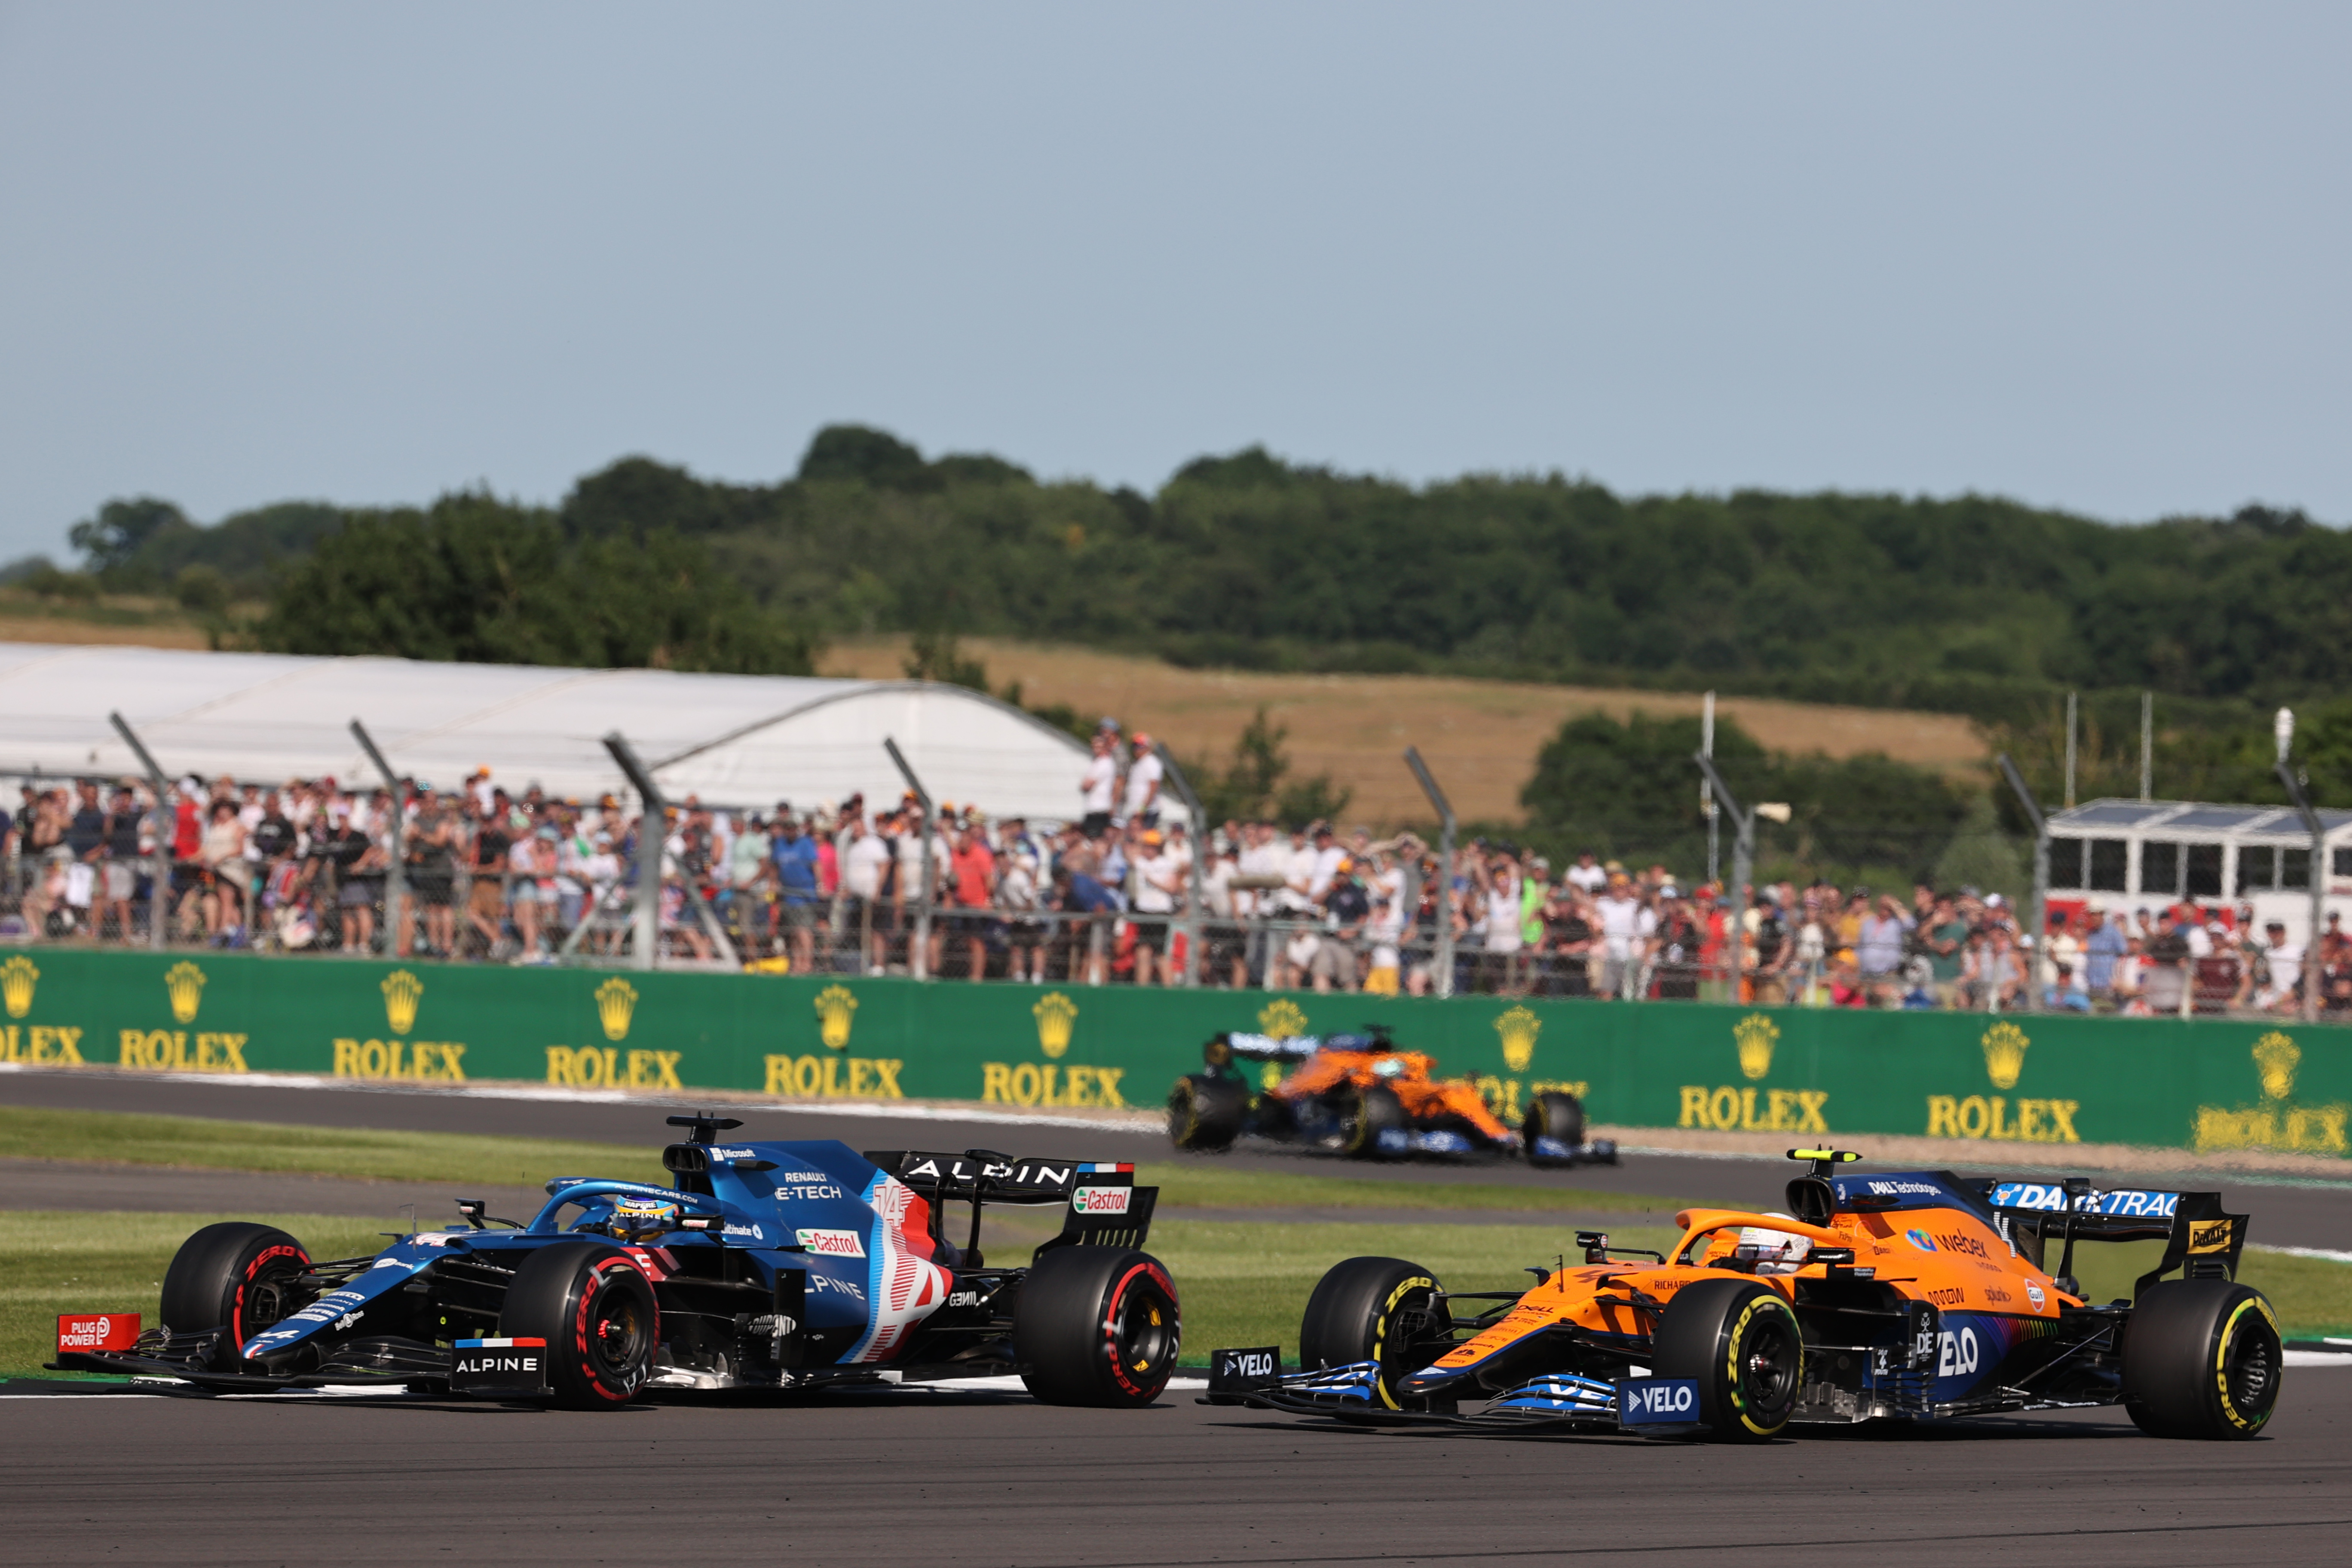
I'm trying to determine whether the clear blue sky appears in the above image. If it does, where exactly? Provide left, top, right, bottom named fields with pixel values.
left=2, top=3, right=2345, bottom=559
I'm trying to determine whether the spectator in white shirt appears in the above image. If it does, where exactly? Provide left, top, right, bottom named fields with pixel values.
left=1079, top=735, right=1118, bottom=837
left=1129, top=829, right=1184, bottom=984
left=1122, top=735, right=1163, bottom=828
left=1307, top=825, right=1347, bottom=902
left=1597, top=873, right=1655, bottom=999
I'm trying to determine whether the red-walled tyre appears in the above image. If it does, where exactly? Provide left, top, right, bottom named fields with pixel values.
left=499, top=1241, right=659, bottom=1409
left=1015, top=1245, right=1180, bottom=1407
left=159, top=1222, right=315, bottom=1370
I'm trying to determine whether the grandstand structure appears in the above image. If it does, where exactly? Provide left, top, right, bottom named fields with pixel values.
left=2046, top=796, right=2352, bottom=941
left=0, top=642, right=1088, bottom=817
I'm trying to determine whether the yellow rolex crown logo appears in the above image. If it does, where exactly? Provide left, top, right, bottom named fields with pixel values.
left=2252, top=1031, right=2301, bottom=1101
left=1032, top=992, right=1078, bottom=1060
left=594, top=977, right=639, bottom=1042
left=0, top=955, right=37, bottom=1019
left=1733, top=1012, right=1779, bottom=1081
left=165, top=961, right=207, bottom=1025
left=1258, top=998, right=1309, bottom=1041
left=380, top=970, right=424, bottom=1036
left=814, top=984, right=858, bottom=1051
left=1494, top=1004, right=1541, bottom=1072
left=1981, top=1020, right=2031, bottom=1091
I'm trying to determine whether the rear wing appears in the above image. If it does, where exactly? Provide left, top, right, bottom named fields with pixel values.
left=863, top=1150, right=1157, bottom=1258
left=1205, top=1026, right=1395, bottom=1070
left=1981, top=1179, right=2247, bottom=1295
left=1209, top=1032, right=1321, bottom=1067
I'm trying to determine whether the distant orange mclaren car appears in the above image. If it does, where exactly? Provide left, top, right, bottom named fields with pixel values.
left=1168, top=1027, right=1615, bottom=1167
left=1210, top=1151, right=2279, bottom=1442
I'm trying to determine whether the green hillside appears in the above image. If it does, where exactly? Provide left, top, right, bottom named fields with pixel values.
left=22, top=426, right=2352, bottom=862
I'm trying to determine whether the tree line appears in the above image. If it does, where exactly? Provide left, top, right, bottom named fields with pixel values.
left=21, top=422, right=2352, bottom=862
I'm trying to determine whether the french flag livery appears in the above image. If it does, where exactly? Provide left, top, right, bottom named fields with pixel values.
left=52, top=1112, right=1175, bottom=1412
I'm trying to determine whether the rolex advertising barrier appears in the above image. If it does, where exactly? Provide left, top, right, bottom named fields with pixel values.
left=0, top=949, right=2345, bottom=1161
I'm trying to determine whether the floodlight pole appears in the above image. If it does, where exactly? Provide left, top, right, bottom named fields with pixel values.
left=1156, top=741, right=1209, bottom=987
left=107, top=712, right=172, bottom=951
left=1404, top=747, right=1458, bottom=998
left=349, top=720, right=405, bottom=956
left=1998, top=753, right=2049, bottom=1016
left=1702, top=692, right=1718, bottom=887
left=883, top=738, right=934, bottom=980
left=605, top=731, right=738, bottom=971
left=1693, top=752, right=1755, bottom=998
left=2274, top=751, right=2325, bottom=1026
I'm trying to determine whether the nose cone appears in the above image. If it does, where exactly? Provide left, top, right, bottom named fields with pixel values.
left=1396, top=1363, right=1470, bottom=1400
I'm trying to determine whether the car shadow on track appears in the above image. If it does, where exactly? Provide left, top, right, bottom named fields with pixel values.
left=1201, top=1412, right=2145, bottom=1444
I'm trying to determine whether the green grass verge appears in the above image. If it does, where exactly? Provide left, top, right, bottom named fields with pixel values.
left=6, top=1212, right=2348, bottom=1381
left=0, top=1212, right=396, bottom=1380
left=1136, top=1161, right=1684, bottom=1213
left=0, top=1106, right=1690, bottom=1214
left=2071, top=1241, right=2352, bottom=1339
left=1152, top=1220, right=1680, bottom=1365
left=0, top=1106, right=667, bottom=1188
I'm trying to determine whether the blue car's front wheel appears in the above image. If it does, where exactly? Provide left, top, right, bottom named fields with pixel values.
left=499, top=1241, right=658, bottom=1409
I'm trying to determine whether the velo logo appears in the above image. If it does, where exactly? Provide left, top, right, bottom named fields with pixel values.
left=1618, top=1378, right=1700, bottom=1424
left=1936, top=1326, right=1982, bottom=1378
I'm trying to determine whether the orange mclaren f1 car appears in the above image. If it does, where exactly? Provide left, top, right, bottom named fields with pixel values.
left=1209, top=1150, right=2280, bottom=1441
left=1167, top=1027, right=1616, bottom=1167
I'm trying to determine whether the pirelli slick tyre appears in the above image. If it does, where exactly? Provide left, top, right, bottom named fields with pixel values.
left=159, top=1222, right=315, bottom=1371
left=1340, top=1083, right=1407, bottom=1158
left=2122, top=1280, right=2282, bottom=1439
left=1523, top=1091, right=1586, bottom=1165
left=499, top=1241, right=659, bottom=1409
left=1016, top=1245, right=1180, bottom=1408
left=1297, top=1256, right=1454, bottom=1411
left=1653, top=1277, right=1803, bottom=1442
left=1168, top=1073, right=1249, bottom=1152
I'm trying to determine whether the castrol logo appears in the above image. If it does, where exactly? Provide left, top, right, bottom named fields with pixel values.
left=795, top=1228, right=867, bottom=1258
left=1070, top=1186, right=1132, bottom=1216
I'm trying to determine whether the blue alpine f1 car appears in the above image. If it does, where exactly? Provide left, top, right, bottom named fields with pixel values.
left=52, top=1114, right=1179, bottom=1409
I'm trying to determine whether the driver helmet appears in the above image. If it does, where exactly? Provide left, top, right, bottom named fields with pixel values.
left=1371, top=1056, right=1406, bottom=1078
left=1736, top=1225, right=1811, bottom=1275
left=610, top=1194, right=682, bottom=1242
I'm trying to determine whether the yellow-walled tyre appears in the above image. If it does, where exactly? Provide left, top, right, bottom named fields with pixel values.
left=2122, top=1280, right=2282, bottom=1439
left=1652, top=1277, right=1803, bottom=1442
left=1167, top=1074, right=1248, bottom=1151
left=1298, top=1256, right=1453, bottom=1411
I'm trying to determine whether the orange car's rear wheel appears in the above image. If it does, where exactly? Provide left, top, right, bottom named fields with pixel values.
left=1653, top=1278, right=1803, bottom=1441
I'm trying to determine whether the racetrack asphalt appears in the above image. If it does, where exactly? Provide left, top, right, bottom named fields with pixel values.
left=9, top=1066, right=2352, bottom=1248
left=4, top=1366, right=2349, bottom=1565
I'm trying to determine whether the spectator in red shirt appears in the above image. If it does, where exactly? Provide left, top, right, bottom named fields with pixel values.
left=948, top=819, right=997, bottom=979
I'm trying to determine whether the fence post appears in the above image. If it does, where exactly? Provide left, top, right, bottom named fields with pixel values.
left=604, top=731, right=739, bottom=970
left=1155, top=742, right=1208, bottom=987
left=882, top=738, right=934, bottom=980
left=349, top=720, right=405, bottom=958
left=107, top=712, right=173, bottom=950
left=1403, top=747, right=1458, bottom=998
left=1998, top=753, right=2049, bottom=1015
left=1693, top=751, right=1754, bottom=1003
left=2273, top=711, right=2325, bottom=1025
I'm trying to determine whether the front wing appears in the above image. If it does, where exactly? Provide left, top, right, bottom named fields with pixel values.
left=1200, top=1355, right=1701, bottom=1436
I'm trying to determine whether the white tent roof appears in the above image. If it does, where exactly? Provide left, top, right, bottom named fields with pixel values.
left=0, top=642, right=1090, bottom=818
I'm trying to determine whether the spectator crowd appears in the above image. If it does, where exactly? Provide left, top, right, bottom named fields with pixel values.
left=3, top=719, right=2347, bottom=1017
